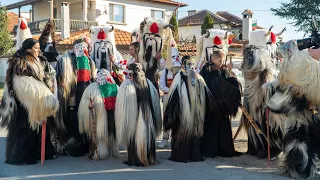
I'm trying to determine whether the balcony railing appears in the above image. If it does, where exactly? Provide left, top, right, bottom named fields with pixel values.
left=13, top=19, right=98, bottom=35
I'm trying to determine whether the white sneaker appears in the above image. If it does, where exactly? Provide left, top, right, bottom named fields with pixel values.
left=158, top=139, right=169, bottom=149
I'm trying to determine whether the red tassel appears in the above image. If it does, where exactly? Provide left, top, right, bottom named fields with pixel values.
left=107, top=77, right=112, bottom=83
left=84, top=49, right=89, bottom=57
left=126, top=65, right=129, bottom=69
left=123, top=61, right=127, bottom=65
left=20, top=20, right=27, bottom=30
left=228, top=37, right=232, bottom=44
left=123, top=71, right=128, bottom=75
left=150, top=22, right=159, bottom=34
left=214, top=36, right=221, bottom=45
left=271, top=32, right=276, bottom=44
left=97, top=29, right=106, bottom=40
left=124, top=60, right=127, bottom=63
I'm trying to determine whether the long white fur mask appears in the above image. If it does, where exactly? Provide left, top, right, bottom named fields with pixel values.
left=195, top=29, right=231, bottom=67
left=15, top=18, right=32, bottom=50
left=277, top=39, right=320, bottom=105
left=89, top=25, right=117, bottom=68
left=138, top=17, right=172, bottom=69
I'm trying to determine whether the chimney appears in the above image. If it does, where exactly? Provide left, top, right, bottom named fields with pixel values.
left=188, top=10, right=196, bottom=16
left=61, top=2, right=70, bottom=39
left=242, top=9, right=253, bottom=40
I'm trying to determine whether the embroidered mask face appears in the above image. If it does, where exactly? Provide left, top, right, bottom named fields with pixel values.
left=171, top=47, right=181, bottom=67
left=74, top=42, right=88, bottom=57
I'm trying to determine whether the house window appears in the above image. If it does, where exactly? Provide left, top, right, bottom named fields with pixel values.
left=109, top=4, right=125, bottom=23
left=151, top=10, right=164, bottom=19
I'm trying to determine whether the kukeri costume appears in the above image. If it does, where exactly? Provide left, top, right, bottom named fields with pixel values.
left=115, top=63, right=162, bottom=166
left=159, top=37, right=181, bottom=109
left=163, top=58, right=214, bottom=162
left=39, top=21, right=59, bottom=68
left=78, top=69, right=119, bottom=160
left=15, top=18, right=32, bottom=50
left=267, top=40, right=320, bottom=179
left=239, top=27, right=285, bottom=159
left=198, top=30, right=241, bottom=157
left=138, top=17, right=172, bottom=90
left=54, top=40, right=96, bottom=156
left=0, top=48, right=59, bottom=165
left=89, top=25, right=126, bottom=85
left=195, top=29, right=232, bottom=73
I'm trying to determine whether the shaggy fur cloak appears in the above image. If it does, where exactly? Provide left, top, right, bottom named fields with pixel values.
left=163, top=69, right=214, bottom=162
left=0, top=53, right=59, bottom=165
left=115, top=63, right=162, bottom=166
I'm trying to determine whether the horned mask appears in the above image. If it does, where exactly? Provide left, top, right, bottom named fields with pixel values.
left=15, top=18, right=32, bottom=50
left=196, top=29, right=232, bottom=66
left=89, top=25, right=116, bottom=69
left=138, top=17, right=173, bottom=70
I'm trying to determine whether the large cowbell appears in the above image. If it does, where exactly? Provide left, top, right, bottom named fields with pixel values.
left=94, top=40, right=114, bottom=71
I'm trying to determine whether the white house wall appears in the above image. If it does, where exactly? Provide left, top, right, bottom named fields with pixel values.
left=96, top=0, right=176, bottom=32
left=33, top=1, right=50, bottom=21
left=32, top=0, right=177, bottom=32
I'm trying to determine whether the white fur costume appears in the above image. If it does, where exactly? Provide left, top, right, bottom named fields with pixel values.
left=138, top=17, right=172, bottom=85
left=78, top=69, right=119, bottom=159
left=15, top=18, right=32, bottom=50
left=266, top=39, right=320, bottom=179
left=240, top=27, right=285, bottom=159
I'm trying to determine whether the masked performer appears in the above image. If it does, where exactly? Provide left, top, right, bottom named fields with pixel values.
left=239, top=27, right=286, bottom=159
left=78, top=69, right=119, bottom=160
left=158, top=38, right=181, bottom=149
left=195, top=29, right=233, bottom=73
left=90, top=25, right=126, bottom=85
left=54, top=39, right=96, bottom=156
left=38, top=20, right=59, bottom=68
left=0, top=38, right=59, bottom=165
left=266, top=39, right=320, bottom=179
left=200, top=46, right=241, bottom=157
left=115, top=63, right=162, bottom=166
left=15, top=18, right=32, bottom=50
left=138, top=17, right=173, bottom=90
left=163, top=56, right=214, bottom=162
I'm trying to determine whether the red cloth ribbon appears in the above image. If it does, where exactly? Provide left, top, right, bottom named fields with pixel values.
left=97, top=28, right=106, bottom=40
left=214, top=36, right=221, bottom=45
left=77, top=69, right=91, bottom=82
left=150, top=22, right=159, bottom=34
left=103, top=97, right=116, bottom=110
left=271, top=32, right=276, bottom=44
left=228, top=37, right=232, bottom=44
left=20, top=21, right=27, bottom=30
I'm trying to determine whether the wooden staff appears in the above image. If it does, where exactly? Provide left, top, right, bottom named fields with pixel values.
left=233, top=106, right=263, bottom=141
left=41, top=121, right=46, bottom=165
left=89, top=98, right=99, bottom=160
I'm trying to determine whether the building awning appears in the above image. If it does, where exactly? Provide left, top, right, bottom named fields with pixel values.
left=3, top=0, right=41, bottom=10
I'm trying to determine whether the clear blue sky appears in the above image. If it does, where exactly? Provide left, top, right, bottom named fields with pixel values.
left=2, top=0, right=306, bottom=41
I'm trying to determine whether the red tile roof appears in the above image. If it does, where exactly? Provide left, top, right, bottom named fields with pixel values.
left=7, top=12, right=30, bottom=33
left=33, top=29, right=132, bottom=46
